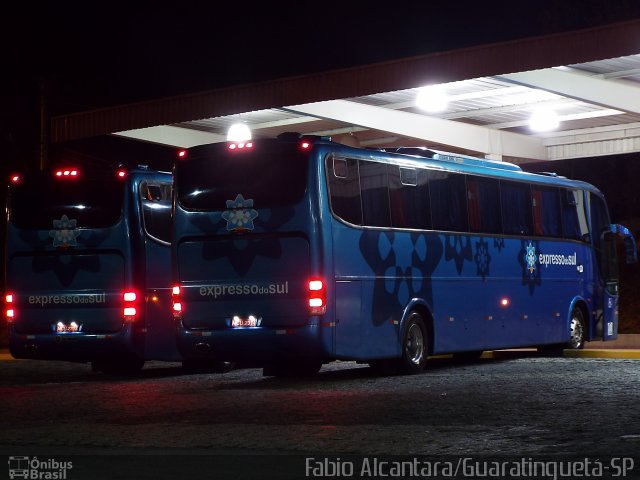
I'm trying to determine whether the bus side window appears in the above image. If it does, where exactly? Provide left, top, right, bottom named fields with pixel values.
left=532, top=186, right=561, bottom=237
left=429, top=171, right=468, bottom=232
left=359, top=160, right=390, bottom=227
left=501, top=181, right=532, bottom=236
left=327, top=156, right=362, bottom=226
left=589, top=192, right=611, bottom=250
left=561, top=189, right=589, bottom=241
left=467, top=176, right=501, bottom=234
left=389, top=166, right=431, bottom=229
left=140, top=181, right=172, bottom=244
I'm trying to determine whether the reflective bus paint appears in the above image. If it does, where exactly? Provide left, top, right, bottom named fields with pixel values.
left=171, top=135, right=636, bottom=373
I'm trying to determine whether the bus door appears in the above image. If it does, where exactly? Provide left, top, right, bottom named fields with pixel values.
left=600, top=225, right=637, bottom=340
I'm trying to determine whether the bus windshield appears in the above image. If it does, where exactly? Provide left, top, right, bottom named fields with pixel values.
left=9, top=173, right=125, bottom=229
left=177, top=141, right=309, bottom=210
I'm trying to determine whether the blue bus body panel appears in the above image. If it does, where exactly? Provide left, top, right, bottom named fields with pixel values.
left=332, top=223, right=595, bottom=358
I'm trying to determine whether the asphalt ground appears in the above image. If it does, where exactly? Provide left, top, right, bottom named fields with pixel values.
left=1, top=335, right=639, bottom=362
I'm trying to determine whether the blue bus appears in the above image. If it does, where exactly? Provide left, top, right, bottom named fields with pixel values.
left=4, top=164, right=180, bottom=373
left=171, top=133, right=636, bottom=376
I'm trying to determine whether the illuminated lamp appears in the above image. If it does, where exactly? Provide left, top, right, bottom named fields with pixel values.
left=529, top=108, right=560, bottom=132
left=416, top=85, right=449, bottom=113
left=227, top=123, right=252, bottom=142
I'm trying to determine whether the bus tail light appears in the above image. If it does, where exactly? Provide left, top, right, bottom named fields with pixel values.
left=172, top=285, right=183, bottom=318
left=308, top=279, right=326, bottom=315
left=5, top=293, right=15, bottom=321
left=123, top=290, right=138, bottom=321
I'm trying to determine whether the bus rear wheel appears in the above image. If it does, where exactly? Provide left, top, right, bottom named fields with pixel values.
left=399, top=312, right=429, bottom=374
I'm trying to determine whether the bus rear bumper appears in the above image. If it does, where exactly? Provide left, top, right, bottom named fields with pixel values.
left=177, top=324, right=331, bottom=364
left=8, top=325, right=139, bottom=363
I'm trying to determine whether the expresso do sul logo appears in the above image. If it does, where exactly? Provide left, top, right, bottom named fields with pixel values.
left=8, top=456, right=73, bottom=479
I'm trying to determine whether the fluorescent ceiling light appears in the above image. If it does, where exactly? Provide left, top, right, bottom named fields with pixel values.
left=416, top=85, right=449, bottom=113
left=529, top=108, right=560, bottom=132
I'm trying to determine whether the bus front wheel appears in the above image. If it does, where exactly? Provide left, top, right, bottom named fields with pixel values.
left=399, top=312, right=429, bottom=374
left=567, top=308, right=586, bottom=350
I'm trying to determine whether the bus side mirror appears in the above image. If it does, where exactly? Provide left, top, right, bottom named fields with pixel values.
left=610, top=224, right=638, bottom=264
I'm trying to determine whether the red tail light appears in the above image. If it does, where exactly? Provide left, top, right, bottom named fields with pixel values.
left=172, top=285, right=183, bottom=318
left=116, top=169, right=127, bottom=179
left=308, top=279, right=326, bottom=315
left=5, top=293, right=15, bottom=321
left=123, top=290, right=138, bottom=321
left=9, top=174, right=21, bottom=184
left=177, top=149, right=188, bottom=159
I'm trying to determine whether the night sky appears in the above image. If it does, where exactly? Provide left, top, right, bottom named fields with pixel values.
left=3, top=1, right=640, bottom=171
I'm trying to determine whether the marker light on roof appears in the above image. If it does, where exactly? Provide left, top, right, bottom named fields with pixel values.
left=228, top=142, right=254, bottom=151
left=54, top=168, right=79, bottom=179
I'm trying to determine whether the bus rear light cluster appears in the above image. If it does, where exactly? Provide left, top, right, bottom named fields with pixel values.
left=172, top=285, right=183, bottom=318
left=5, top=293, right=15, bottom=321
left=123, top=290, right=138, bottom=321
left=308, top=279, right=326, bottom=315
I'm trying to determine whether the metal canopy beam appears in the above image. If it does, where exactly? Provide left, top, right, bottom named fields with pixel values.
left=283, top=100, right=547, bottom=160
left=498, top=68, right=640, bottom=114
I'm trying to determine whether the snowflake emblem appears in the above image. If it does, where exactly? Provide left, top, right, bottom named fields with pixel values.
left=49, top=215, right=80, bottom=248
left=474, top=238, right=491, bottom=279
left=221, top=194, right=258, bottom=232
left=525, top=241, right=537, bottom=274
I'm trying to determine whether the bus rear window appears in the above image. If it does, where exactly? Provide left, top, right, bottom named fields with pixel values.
left=9, top=175, right=125, bottom=229
left=177, top=142, right=309, bottom=210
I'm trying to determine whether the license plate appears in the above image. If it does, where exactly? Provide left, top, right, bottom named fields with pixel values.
left=231, top=315, right=260, bottom=328
left=54, top=322, right=81, bottom=333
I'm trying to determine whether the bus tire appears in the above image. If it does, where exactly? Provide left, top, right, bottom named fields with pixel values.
left=567, top=308, right=587, bottom=350
left=399, top=311, right=428, bottom=374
